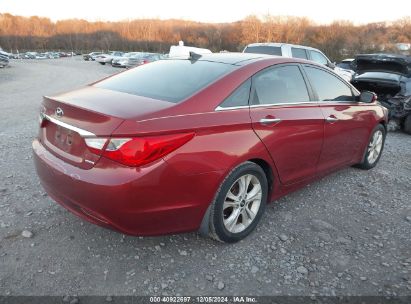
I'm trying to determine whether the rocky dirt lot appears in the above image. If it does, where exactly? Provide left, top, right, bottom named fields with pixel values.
left=0, top=58, right=410, bottom=297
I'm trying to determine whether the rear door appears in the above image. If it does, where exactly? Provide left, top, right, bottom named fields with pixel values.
left=249, top=64, right=324, bottom=185
left=302, top=64, right=370, bottom=172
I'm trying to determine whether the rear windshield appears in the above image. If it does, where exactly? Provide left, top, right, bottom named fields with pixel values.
left=244, top=46, right=282, bottom=56
left=94, top=59, right=235, bottom=103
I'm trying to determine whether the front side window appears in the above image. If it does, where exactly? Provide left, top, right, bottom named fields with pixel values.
left=310, top=51, right=329, bottom=65
left=291, top=48, right=308, bottom=59
left=252, top=65, right=310, bottom=105
left=219, top=79, right=251, bottom=108
left=305, top=66, right=354, bottom=102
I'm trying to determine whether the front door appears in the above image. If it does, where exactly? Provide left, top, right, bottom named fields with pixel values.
left=302, top=65, right=371, bottom=172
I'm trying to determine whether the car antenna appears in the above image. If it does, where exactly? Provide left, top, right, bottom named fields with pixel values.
left=189, top=51, right=202, bottom=62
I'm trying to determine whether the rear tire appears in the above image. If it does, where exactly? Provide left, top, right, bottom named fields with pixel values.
left=356, top=124, right=386, bottom=170
left=209, top=161, right=268, bottom=243
left=402, top=114, right=411, bottom=135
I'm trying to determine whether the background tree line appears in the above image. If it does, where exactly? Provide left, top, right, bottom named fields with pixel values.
left=1, top=13, right=410, bottom=61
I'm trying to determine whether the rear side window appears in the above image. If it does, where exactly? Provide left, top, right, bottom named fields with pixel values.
left=219, top=79, right=251, bottom=108
left=95, top=60, right=235, bottom=103
left=252, top=65, right=310, bottom=105
left=244, top=46, right=282, bottom=56
left=291, top=48, right=308, bottom=59
left=310, top=51, right=328, bottom=65
left=305, top=66, right=354, bottom=101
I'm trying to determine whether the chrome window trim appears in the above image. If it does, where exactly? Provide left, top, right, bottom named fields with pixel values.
left=250, top=101, right=317, bottom=107
left=215, top=105, right=249, bottom=111
left=215, top=101, right=318, bottom=111
left=40, top=113, right=96, bottom=138
left=215, top=100, right=371, bottom=111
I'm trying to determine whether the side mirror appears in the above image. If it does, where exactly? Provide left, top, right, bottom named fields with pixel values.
left=326, top=61, right=336, bottom=69
left=359, top=91, right=377, bottom=103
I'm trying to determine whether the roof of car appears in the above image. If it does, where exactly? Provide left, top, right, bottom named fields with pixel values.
left=180, top=52, right=278, bottom=65
left=245, top=42, right=320, bottom=52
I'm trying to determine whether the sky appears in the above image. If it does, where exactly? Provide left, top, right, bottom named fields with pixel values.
left=1, top=0, right=410, bottom=24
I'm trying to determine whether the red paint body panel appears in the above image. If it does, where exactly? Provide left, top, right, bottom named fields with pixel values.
left=317, top=102, right=385, bottom=172
left=33, top=139, right=224, bottom=235
left=33, top=55, right=388, bottom=236
left=250, top=104, right=324, bottom=184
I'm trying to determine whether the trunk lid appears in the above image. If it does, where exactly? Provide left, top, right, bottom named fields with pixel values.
left=353, top=54, right=411, bottom=76
left=39, top=86, right=174, bottom=169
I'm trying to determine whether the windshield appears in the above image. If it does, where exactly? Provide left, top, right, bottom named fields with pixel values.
left=94, top=59, right=236, bottom=103
left=244, top=46, right=282, bottom=56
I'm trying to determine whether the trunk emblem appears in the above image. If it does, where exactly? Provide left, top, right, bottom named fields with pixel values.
left=55, top=107, right=64, bottom=117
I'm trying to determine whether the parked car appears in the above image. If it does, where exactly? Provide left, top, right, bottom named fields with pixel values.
left=0, top=51, right=9, bottom=67
left=337, top=58, right=355, bottom=71
left=351, top=53, right=411, bottom=134
left=126, top=53, right=163, bottom=67
left=35, top=53, right=48, bottom=59
left=45, top=52, right=60, bottom=59
left=243, top=43, right=353, bottom=82
left=22, top=52, right=37, bottom=59
left=83, top=52, right=103, bottom=61
left=111, top=52, right=141, bottom=67
left=33, top=53, right=387, bottom=243
left=95, top=51, right=124, bottom=65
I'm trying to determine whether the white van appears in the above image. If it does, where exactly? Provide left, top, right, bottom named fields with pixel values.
left=243, top=42, right=352, bottom=82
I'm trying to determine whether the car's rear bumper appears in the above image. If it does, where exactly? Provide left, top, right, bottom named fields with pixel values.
left=33, top=139, right=221, bottom=236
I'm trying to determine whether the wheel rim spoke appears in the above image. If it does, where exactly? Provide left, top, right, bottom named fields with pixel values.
left=246, top=184, right=262, bottom=202
left=244, top=206, right=256, bottom=221
left=238, top=176, right=247, bottom=197
left=224, top=208, right=241, bottom=231
left=226, top=189, right=239, bottom=202
left=376, top=134, right=382, bottom=146
left=244, top=175, right=252, bottom=193
left=223, top=200, right=237, bottom=209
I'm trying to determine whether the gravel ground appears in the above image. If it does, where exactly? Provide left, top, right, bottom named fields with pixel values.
left=0, top=58, right=410, bottom=297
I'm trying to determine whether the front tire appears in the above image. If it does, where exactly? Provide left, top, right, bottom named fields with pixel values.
left=402, top=114, right=411, bottom=135
left=356, top=124, right=386, bottom=170
left=209, top=161, right=268, bottom=243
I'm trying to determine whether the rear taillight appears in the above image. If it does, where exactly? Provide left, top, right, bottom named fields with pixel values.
left=85, top=133, right=194, bottom=167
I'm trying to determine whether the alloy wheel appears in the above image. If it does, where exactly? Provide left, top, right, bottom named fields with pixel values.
left=367, top=130, right=383, bottom=164
left=222, top=174, right=262, bottom=233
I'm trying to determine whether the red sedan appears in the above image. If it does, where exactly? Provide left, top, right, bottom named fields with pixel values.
left=33, top=53, right=388, bottom=243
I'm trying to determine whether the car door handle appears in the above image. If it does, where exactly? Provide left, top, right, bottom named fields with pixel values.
left=259, top=118, right=281, bottom=125
left=325, top=116, right=338, bottom=123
